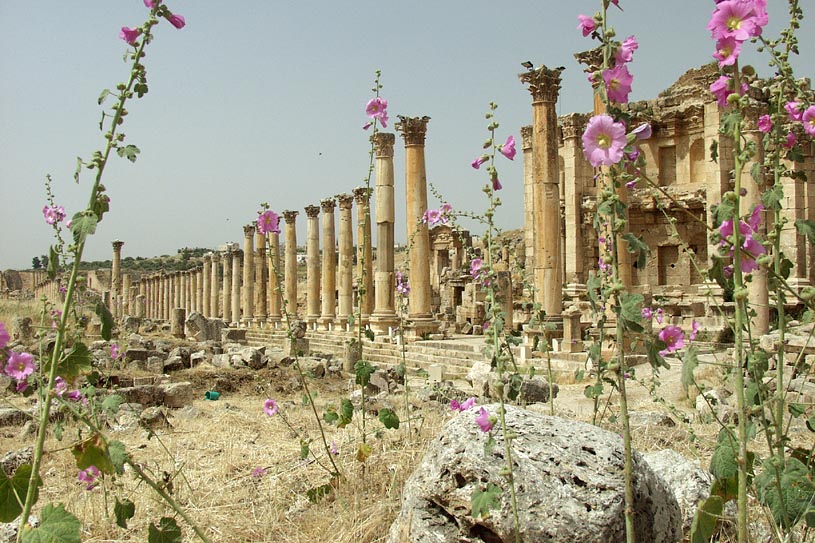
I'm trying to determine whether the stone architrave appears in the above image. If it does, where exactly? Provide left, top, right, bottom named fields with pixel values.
left=370, top=133, right=399, bottom=334
left=222, top=252, right=232, bottom=323
left=319, top=198, right=337, bottom=331
left=305, top=205, right=321, bottom=327
left=353, top=186, right=374, bottom=322
left=267, top=230, right=282, bottom=326
left=336, top=193, right=354, bottom=329
left=242, top=225, right=255, bottom=326
left=283, top=210, right=299, bottom=318
left=111, top=240, right=124, bottom=318
left=232, top=249, right=242, bottom=326
left=202, top=254, right=212, bottom=317
left=396, top=116, right=438, bottom=334
left=255, top=228, right=267, bottom=326
left=519, top=65, right=564, bottom=318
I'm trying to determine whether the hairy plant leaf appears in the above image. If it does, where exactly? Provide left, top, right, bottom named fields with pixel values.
left=107, top=440, right=128, bottom=475
left=147, top=517, right=182, bottom=543
left=101, top=395, right=123, bottom=416
left=338, top=399, right=354, bottom=428
left=681, top=346, right=699, bottom=395
left=95, top=302, right=114, bottom=341
left=795, top=219, right=815, bottom=246
left=506, top=373, right=523, bottom=402
left=647, top=339, right=669, bottom=371
left=715, top=198, right=737, bottom=225
left=69, top=212, right=97, bottom=245
left=60, top=342, right=92, bottom=381
left=622, top=233, right=649, bottom=269
left=71, top=433, right=114, bottom=475
left=378, top=408, right=400, bottom=430
left=755, top=457, right=815, bottom=529
left=323, top=408, right=339, bottom=424
left=354, top=360, right=375, bottom=387
left=20, top=503, right=81, bottom=543
left=116, top=144, right=140, bottom=163
left=306, top=483, right=332, bottom=503
left=364, top=328, right=375, bottom=342
left=762, top=184, right=784, bottom=211
left=114, top=497, right=135, bottom=529
left=710, top=430, right=738, bottom=480
left=0, top=465, right=41, bottom=523
left=471, top=483, right=502, bottom=519
left=355, top=443, right=372, bottom=463
left=690, top=495, right=723, bottom=543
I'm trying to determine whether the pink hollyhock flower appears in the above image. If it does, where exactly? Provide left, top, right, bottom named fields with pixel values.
left=380, top=113, right=389, bottom=129
left=459, top=397, right=476, bottom=411
left=499, top=135, right=516, bottom=160
left=610, top=0, right=621, bottom=9
left=615, top=36, right=638, bottom=65
left=166, top=13, right=185, bottom=29
left=365, top=97, right=388, bottom=120
left=144, top=0, right=156, bottom=7
left=471, top=155, right=488, bottom=170
left=577, top=14, right=596, bottom=36
left=263, top=398, right=279, bottom=416
left=582, top=114, right=627, bottom=167
left=631, top=123, right=652, bottom=140
left=656, top=308, right=664, bottom=325
left=802, top=105, right=815, bottom=137
left=475, top=407, right=494, bottom=433
left=5, top=352, right=35, bottom=380
left=119, top=26, right=141, bottom=45
left=785, top=101, right=803, bottom=122
left=362, top=121, right=373, bottom=131
left=713, top=36, right=742, bottom=67
left=15, top=380, right=28, bottom=393
left=78, top=466, right=100, bottom=490
left=603, top=65, right=633, bottom=103
left=470, top=258, right=483, bottom=280
left=707, top=0, right=760, bottom=42
left=396, top=271, right=410, bottom=296
left=42, top=205, right=66, bottom=225
left=251, top=467, right=267, bottom=478
left=783, top=132, right=796, bottom=148
left=425, top=209, right=442, bottom=226
left=54, top=376, right=68, bottom=397
left=641, top=307, right=653, bottom=320
left=450, top=399, right=461, bottom=411
left=757, top=114, right=772, bottom=133
left=0, top=322, right=9, bottom=350
left=709, top=75, right=745, bottom=107
left=689, top=320, right=700, bottom=342
left=330, top=441, right=339, bottom=455
left=658, top=325, right=685, bottom=355
left=491, top=174, right=502, bottom=191
left=257, top=210, right=281, bottom=235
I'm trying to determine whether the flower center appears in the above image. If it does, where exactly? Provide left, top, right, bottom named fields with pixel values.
left=596, top=133, right=611, bottom=149
left=727, top=15, right=742, bottom=31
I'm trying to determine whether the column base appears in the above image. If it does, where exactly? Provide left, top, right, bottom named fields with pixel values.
left=405, top=317, right=440, bottom=340
left=317, top=317, right=334, bottom=331
left=369, top=311, right=399, bottom=335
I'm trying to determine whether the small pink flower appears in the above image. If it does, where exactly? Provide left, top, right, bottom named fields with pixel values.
left=802, top=105, right=815, bottom=137
left=362, top=121, right=373, bottom=131
left=365, top=97, right=388, bottom=120
left=144, top=0, right=156, bottom=7
left=475, top=407, right=493, bottom=433
left=641, top=307, right=653, bottom=320
left=615, top=36, right=638, bottom=65
left=166, top=13, right=185, bottom=29
left=451, top=397, right=476, bottom=412
left=689, top=320, right=700, bottom=342
left=707, top=0, right=761, bottom=42
left=119, top=26, right=141, bottom=45
left=0, top=322, right=9, bottom=350
left=5, top=352, right=35, bottom=380
left=582, top=114, right=627, bottom=167
left=783, top=132, right=796, bottom=148
left=257, top=210, right=281, bottom=235
left=499, top=135, right=516, bottom=160
left=710, top=75, right=746, bottom=107
left=42, top=205, right=66, bottom=225
left=396, top=270, right=410, bottom=296
left=785, top=101, right=803, bottom=122
left=603, top=65, right=633, bottom=104
left=330, top=441, right=340, bottom=455
left=470, top=258, right=483, bottom=280
left=263, top=398, right=279, bottom=416
left=54, top=376, right=67, bottom=397
left=471, top=155, right=488, bottom=170
left=78, top=466, right=100, bottom=490
left=577, top=14, right=596, bottom=36
left=655, top=308, right=664, bottom=325
left=713, top=36, right=742, bottom=67
left=491, top=174, right=502, bottom=192
left=15, top=380, right=28, bottom=393
left=423, top=209, right=442, bottom=226
left=110, top=343, right=122, bottom=360
left=757, top=114, right=772, bottom=133
left=658, top=325, right=685, bottom=355
left=631, top=123, right=651, bottom=140
left=251, top=466, right=267, bottom=478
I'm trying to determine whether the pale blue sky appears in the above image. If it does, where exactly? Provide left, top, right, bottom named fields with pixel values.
left=1, top=1, right=812, bottom=269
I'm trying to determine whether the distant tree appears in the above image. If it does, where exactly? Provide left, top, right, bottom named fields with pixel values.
left=40, top=254, right=49, bottom=269
left=32, top=257, right=41, bottom=270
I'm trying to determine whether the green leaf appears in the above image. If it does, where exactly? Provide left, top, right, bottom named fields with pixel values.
left=306, top=483, right=333, bottom=503
left=507, top=373, right=523, bottom=402
left=59, top=342, right=92, bottom=381
left=114, top=497, right=135, bottom=529
left=471, top=483, right=502, bottom=519
left=299, top=440, right=310, bottom=461
left=762, top=184, right=784, bottom=211
left=755, top=457, right=815, bottom=529
left=107, top=440, right=128, bottom=475
left=690, top=495, right=723, bottom=543
left=0, top=465, right=41, bottom=523
left=364, top=328, right=375, bottom=342
left=583, top=382, right=603, bottom=400
left=795, top=219, right=815, bottom=246
left=20, top=503, right=81, bottom=543
left=69, top=212, right=97, bottom=245
left=147, top=517, right=182, bottom=543
left=715, top=198, right=737, bottom=225
left=101, top=395, right=123, bottom=416
left=788, top=403, right=806, bottom=418
left=338, top=399, right=354, bottom=428
left=354, top=360, right=375, bottom=387
left=378, top=408, right=400, bottom=430
left=98, top=88, right=112, bottom=105
left=586, top=272, right=601, bottom=312
left=621, top=233, right=649, bottom=269
left=806, top=415, right=815, bottom=433
left=95, top=301, right=114, bottom=341
left=620, top=293, right=644, bottom=333
left=116, top=144, right=140, bottom=163
left=355, top=443, right=372, bottom=463
left=47, top=246, right=59, bottom=280
left=73, top=157, right=82, bottom=184
left=71, top=433, right=115, bottom=475
left=681, top=346, right=699, bottom=395
left=710, top=430, right=738, bottom=480
left=647, top=339, right=669, bottom=371
left=323, top=408, right=339, bottom=424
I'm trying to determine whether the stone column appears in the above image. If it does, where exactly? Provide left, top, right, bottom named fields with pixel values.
left=519, top=66, right=564, bottom=318
left=255, top=228, right=267, bottom=326
left=305, top=205, right=321, bottom=327
left=268, top=230, right=282, bottom=326
left=521, top=125, right=535, bottom=272
left=162, top=272, right=170, bottom=321
left=353, top=187, right=374, bottom=322
left=173, top=272, right=181, bottom=312
left=743, top=112, right=769, bottom=335
left=370, top=133, right=399, bottom=333
left=561, top=114, right=590, bottom=288
left=202, top=254, right=212, bottom=317
left=210, top=253, right=220, bottom=318
left=396, top=116, right=438, bottom=333
left=283, top=210, right=299, bottom=318
left=242, top=225, right=255, bottom=326
left=232, top=249, right=242, bottom=326
left=222, top=251, right=232, bottom=323
left=122, top=273, right=131, bottom=316
left=111, top=240, right=124, bottom=318
left=319, top=198, right=337, bottom=330
left=336, top=193, right=354, bottom=329
left=180, top=271, right=188, bottom=314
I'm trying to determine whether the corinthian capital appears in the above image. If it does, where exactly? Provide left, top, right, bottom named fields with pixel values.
left=518, top=65, right=564, bottom=103
left=396, top=116, right=431, bottom=145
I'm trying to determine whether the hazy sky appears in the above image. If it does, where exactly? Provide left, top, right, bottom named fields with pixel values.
left=1, top=1, right=812, bottom=270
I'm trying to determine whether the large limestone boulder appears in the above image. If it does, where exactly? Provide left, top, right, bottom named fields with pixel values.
left=185, top=312, right=225, bottom=342
left=387, top=404, right=682, bottom=543
left=643, top=449, right=711, bottom=534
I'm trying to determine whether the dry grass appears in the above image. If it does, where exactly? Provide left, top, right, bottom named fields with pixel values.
left=0, top=299, right=42, bottom=326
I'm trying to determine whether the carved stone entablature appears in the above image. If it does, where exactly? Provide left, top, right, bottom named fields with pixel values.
left=320, top=198, right=336, bottom=213
left=336, top=193, right=354, bottom=210
left=282, top=210, right=298, bottom=224
left=560, top=113, right=590, bottom=140
left=518, top=65, right=564, bottom=103
left=304, top=204, right=320, bottom=219
left=521, top=125, right=533, bottom=150
left=629, top=188, right=708, bottom=214
left=243, top=224, right=255, bottom=238
left=352, top=186, right=372, bottom=204
left=396, top=116, right=431, bottom=146
left=372, top=132, right=395, bottom=157
left=574, top=47, right=603, bottom=75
